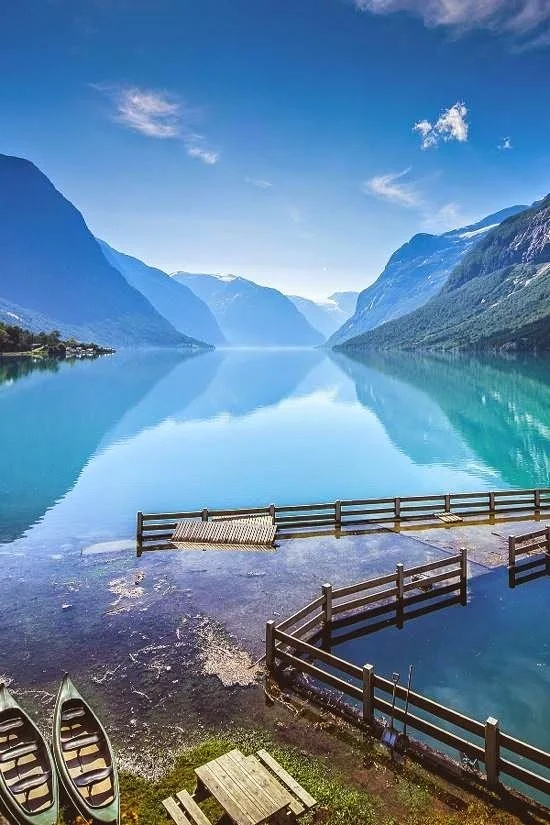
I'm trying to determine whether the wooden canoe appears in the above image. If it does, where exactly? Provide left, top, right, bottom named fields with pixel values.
left=52, top=674, right=120, bottom=825
left=0, top=683, right=59, bottom=825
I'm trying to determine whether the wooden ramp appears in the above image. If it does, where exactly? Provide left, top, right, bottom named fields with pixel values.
left=433, top=511, right=463, bottom=524
left=172, top=515, right=276, bottom=551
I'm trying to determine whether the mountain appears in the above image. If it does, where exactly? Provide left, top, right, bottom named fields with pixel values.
left=98, top=241, right=225, bottom=346
left=335, top=350, right=550, bottom=487
left=338, top=196, right=550, bottom=352
left=0, top=154, right=199, bottom=348
left=288, top=292, right=359, bottom=339
left=328, top=206, right=527, bottom=347
left=171, top=273, right=324, bottom=346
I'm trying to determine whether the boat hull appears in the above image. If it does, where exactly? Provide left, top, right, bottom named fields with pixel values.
left=0, top=684, right=59, bottom=825
left=52, top=675, right=120, bottom=825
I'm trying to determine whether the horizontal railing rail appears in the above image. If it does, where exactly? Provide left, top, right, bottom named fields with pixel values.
left=508, top=526, right=550, bottom=587
left=266, top=551, right=550, bottom=805
left=137, top=487, right=550, bottom=546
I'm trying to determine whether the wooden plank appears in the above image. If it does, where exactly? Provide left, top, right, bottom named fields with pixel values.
left=256, top=750, right=317, bottom=809
left=276, top=597, right=325, bottom=631
left=332, top=587, right=399, bottom=615
left=162, top=797, right=193, bottom=825
left=405, top=555, right=461, bottom=577
left=402, top=569, right=461, bottom=593
left=499, top=758, right=550, bottom=796
left=374, top=697, right=485, bottom=760
left=374, top=676, right=484, bottom=736
left=195, top=763, right=256, bottom=825
left=500, top=733, right=550, bottom=770
left=332, top=571, right=396, bottom=599
left=275, top=502, right=334, bottom=513
left=214, top=753, right=278, bottom=818
left=514, top=528, right=547, bottom=543
left=274, top=629, right=363, bottom=679
left=241, top=756, right=304, bottom=816
left=175, top=790, right=212, bottom=825
left=275, top=650, right=363, bottom=699
left=227, top=752, right=294, bottom=811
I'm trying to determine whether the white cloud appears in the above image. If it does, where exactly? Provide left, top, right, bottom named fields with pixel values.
left=413, top=102, right=469, bottom=149
left=245, top=177, right=274, bottom=189
left=422, top=201, right=472, bottom=231
left=94, top=85, right=219, bottom=164
left=185, top=137, right=219, bottom=165
left=114, top=87, right=181, bottom=138
left=363, top=168, right=421, bottom=207
left=352, top=0, right=550, bottom=46
left=498, top=136, right=513, bottom=150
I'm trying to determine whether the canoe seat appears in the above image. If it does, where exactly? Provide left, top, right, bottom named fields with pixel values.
left=0, top=716, right=24, bottom=735
left=74, top=765, right=113, bottom=791
left=61, top=707, right=86, bottom=723
left=62, top=733, right=100, bottom=753
left=0, top=741, right=39, bottom=764
left=11, top=770, right=50, bottom=796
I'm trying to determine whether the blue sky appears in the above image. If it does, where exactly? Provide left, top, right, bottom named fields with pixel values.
left=2, top=0, right=550, bottom=299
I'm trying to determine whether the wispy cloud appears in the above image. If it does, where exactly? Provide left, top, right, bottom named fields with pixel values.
left=422, top=201, right=472, bottom=232
left=94, top=85, right=219, bottom=165
left=245, top=177, right=274, bottom=189
left=352, top=0, right=550, bottom=47
left=413, top=102, right=469, bottom=149
left=363, top=170, right=470, bottom=232
left=498, top=136, right=513, bottom=150
left=363, top=168, right=421, bottom=207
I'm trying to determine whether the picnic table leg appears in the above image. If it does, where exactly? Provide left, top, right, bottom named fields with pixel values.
left=193, top=776, right=209, bottom=802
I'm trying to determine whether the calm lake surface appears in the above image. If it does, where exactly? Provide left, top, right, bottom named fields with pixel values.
left=2, top=348, right=550, bottom=550
left=1, top=348, right=550, bottom=782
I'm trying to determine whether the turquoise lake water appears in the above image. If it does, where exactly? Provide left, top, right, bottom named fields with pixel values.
left=2, top=348, right=550, bottom=550
left=1, top=349, right=550, bottom=796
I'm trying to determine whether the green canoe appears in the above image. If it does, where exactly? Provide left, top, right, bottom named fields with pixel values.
left=52, top=675, right=120, bottom=825
left=0, top=683, right=59, bottom=825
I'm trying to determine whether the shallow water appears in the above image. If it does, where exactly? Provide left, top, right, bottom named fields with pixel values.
left=330, top=566, right=550, bottom=798
left=1, top=348, right=549, bottom=776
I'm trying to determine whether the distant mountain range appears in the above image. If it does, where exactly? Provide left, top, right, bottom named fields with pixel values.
left=172, top=272, right=324, bottom=346
left=98, top=241, right=225, bottom=345
left=328, top=206, right=526, bottom=347
left=338, top=196, right=550, bottom=352
left=0, top=154, right=202, bottom=349
left=289, top=292, right=358, bottom=339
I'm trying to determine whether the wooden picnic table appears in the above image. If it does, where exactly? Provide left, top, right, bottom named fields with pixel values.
left=194, top=749, right=295, bottom=825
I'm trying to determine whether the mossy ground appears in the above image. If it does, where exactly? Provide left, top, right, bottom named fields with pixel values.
left=59, top=721, right=549, bottom=825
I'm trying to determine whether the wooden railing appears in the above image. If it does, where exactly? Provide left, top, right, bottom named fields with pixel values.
left=265, top=553, right=550, bottom=802
left=137, top=487, right=550, bottom=548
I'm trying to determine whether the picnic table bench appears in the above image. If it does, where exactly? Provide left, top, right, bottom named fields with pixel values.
left=163, top=748, right=317, bottom=825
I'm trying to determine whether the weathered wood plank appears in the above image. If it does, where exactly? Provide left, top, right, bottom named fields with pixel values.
left=195, top=763, right=257, bottom=825
left=175, top=790, right=212, bottom=825
left=256, top=750, right=317, bottom=809
left=162, top=797, right=193, bottom=825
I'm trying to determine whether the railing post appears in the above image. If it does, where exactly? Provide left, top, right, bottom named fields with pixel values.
left=269, top=504, right=276, bottom=525
left=266, top=620, right=276, bottom=673
left=396, top=563, right=404, bottom=629
left=459, top=547, right=468, bottom=605
left=489, top=492, right=495, bottom=515
left=394, top=497, right=401, bottom=520
left=444, top=494, right=451, bottom=512
left=485, top=717, right=500, bottom=789
left=362, top=663, right=375, bottom=726
left=322, top=583, right=333, bottom=626
left=335, top=501, right=342, bottom=529
left=508, top=535, right=516, bottom=569
left=546, top=526, right=550, bottom=574
left=396, top=563, right=404, bottom=600
left=136, top=511, right=143, bottom=543
left=202, top=508, right=209, bottom=522
left=535, top=489, right=541, bottom=512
